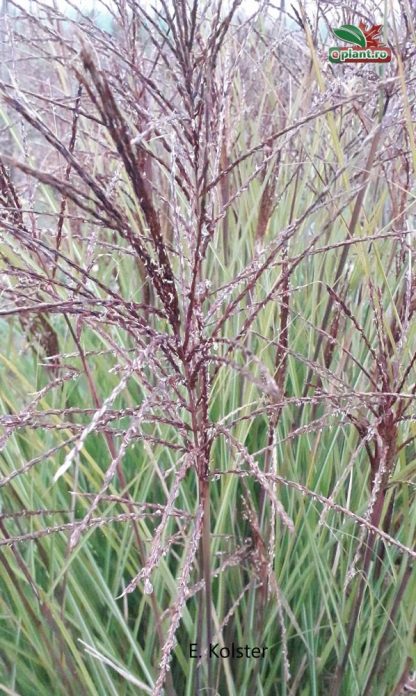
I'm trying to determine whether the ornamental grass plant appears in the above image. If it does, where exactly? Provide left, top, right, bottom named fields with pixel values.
left=0, top=1, right=416, bottom=694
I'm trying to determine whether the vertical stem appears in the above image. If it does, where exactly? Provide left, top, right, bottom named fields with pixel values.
left=331, top=435, right=395, bottom=695
left=184, top=359, right=212, bottom=693
left=201, top=476, right=213, bottom=689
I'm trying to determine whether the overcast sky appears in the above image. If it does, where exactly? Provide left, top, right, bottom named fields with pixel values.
left=16, top=0, right=401, bottom=18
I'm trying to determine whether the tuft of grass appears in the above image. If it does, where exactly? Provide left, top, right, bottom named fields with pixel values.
left=1, top=1, right=416, bottom=694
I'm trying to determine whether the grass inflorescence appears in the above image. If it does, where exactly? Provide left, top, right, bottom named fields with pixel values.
left=0, top=1, right=416, bottom=694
